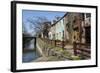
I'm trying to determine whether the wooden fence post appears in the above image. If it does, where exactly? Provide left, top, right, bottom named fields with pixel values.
left=73, top=42, right=77, bottom=56
left=55, top=40, right=56, bottom=46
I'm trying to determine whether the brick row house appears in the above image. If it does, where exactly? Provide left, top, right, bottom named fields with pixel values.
left=39, top=13, right=91, bottom=43
left=38, top=12, right=91, bottom=59
left=40, top=13, right=91, bottom=45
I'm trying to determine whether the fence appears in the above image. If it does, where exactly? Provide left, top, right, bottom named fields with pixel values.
left=73, top=42, right=91, bottom=59
left=40, top=38, right=66, bottom=49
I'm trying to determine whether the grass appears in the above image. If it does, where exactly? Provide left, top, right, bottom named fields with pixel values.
left=70, top=55, right=81, bottom=60
left=47, top=56, right=60, bottom=61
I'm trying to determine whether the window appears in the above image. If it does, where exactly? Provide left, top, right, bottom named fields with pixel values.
left=86, top=13, right=91, bottom=18
left=82, top=13, right=85, bottom=21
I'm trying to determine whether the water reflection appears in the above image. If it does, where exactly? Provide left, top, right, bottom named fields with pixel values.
left=22, top=39, right=39, bottom=63
left=23, top=51, right=39, bottom=62
left=25, top=39, right=35, bottom=50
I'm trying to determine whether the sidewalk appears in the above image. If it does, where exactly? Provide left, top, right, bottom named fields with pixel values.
left=64, top=44, right=74, bottom=55
left=64, top=44, right=73, bottom=49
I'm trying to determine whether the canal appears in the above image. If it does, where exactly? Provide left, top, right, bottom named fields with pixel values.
left=22, top=38, right=40, bottom=63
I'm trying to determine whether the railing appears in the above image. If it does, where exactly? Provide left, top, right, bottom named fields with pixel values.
left=40, top=38, right=65, bottom=48
left=73, top=42, right=91, bottom=59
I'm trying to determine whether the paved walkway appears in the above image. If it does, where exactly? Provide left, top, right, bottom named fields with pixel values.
left=33, top=56, right=69, bottom=62
left=64, top=44, right=73, bottom=49
left=64, top=44, right=74, bottom=55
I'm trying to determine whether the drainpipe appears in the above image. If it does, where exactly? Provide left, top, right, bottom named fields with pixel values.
left=62, top=30, right=64, bottom=50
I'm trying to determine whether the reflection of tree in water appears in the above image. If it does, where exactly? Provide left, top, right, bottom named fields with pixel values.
left=24, top=39, right=34, bottom=50
left=22, top=33, right=37, bottom=54
left=23, top=34, right=32, bottom=48
left=22, top=35, right=39, bottom=63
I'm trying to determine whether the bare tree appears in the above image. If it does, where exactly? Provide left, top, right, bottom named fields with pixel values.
left=22, top=22, right=28, bottom=34
left=27, top=16, right=51, bottom=37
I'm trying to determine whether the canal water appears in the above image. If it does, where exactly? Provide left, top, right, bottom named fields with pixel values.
left=23, top=51, right=39, bottom=62
left=22, top=39, right=39, bottom=63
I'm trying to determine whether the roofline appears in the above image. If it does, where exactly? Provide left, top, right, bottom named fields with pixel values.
left=51, top=12, right=68, bottom=27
